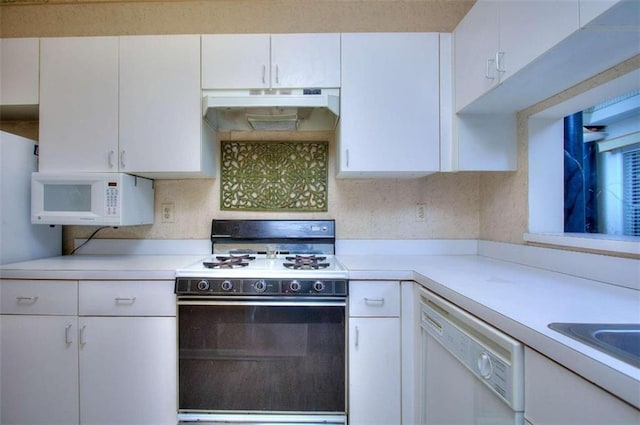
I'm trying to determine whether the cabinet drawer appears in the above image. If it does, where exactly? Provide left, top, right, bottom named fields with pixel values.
left=1, top=280, right=77, bottom=315
left=349, top=281, right=400, bottom=317
left=79, top=280, right=175, bottom=316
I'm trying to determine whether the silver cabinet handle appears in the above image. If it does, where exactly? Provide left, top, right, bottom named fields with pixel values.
left=355, top=325, right=359, bottom=349
left=495, top=51, right=506, bottom=73
left=262, top=64, right=266, bottom=85
left=485, top=58, right=496, bottom=80
left=80, top=325, right=87, bottom=346
left=364, top=297, right=385, bottom=306
left=275, top=64, right=279, bottom=85
left=16, top=296, right=38, bottom=304
left=115, top=296, right=136, bottom=305
left=345, top=149, right=350, bottom=168
left=65, top=324, right=73, bottom=345
left=108, top=150, right=115, bottom=168
left=120, top=150, right=126, bottom=168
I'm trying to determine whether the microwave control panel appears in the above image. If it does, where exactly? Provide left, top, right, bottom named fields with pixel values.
left=106, top=186, right=118, bottom=216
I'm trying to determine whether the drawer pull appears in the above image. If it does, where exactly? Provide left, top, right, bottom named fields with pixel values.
left=364, top=297, right=385, bottom=306
left=115, top=297, right=137, bottom=305
left=16, top=296, right=39, bottom=304
left=65, top=324, right=73, bottom=345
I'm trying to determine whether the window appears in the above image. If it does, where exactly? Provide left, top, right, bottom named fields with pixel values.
left=527, top=69, right=640, bottom=255
left=563, top=90, right=640, bottom=236
left=624, top=148, right=640, bottom=236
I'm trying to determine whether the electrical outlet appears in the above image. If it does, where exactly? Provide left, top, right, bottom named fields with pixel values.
left=161, top=203, right=175, bottom=223
left=416, top=204, right=426, bottom=222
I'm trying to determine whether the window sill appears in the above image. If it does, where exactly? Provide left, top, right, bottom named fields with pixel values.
left=523, top=233, right=640, bottom=257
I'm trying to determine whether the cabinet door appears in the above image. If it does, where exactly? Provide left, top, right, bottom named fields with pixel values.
left=348, top=317, right=401, bottom=425
left=119, top=35, right=203, bottom=175
left=39, top=37, right=119, bottom=172
left=201, top=34, right=270, bottom=89
left=271, top=33, right=340, bottom=88
left=78, top=316, right=177, bottom=425
left=453, top=1, right=500, bottom=112
left=498, top=1, right=578, bottom=83
left=338, top=33, right=440, bottom=177
left=0, top=38, right=39, bottom=106
left=1, top=315, right=79, bottom=425
left=524, top=347, right=640, bottom=424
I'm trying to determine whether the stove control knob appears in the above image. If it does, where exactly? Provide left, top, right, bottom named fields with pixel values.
left=289, top=280, right=301, bottom=292
left=221, top=280, right=233, bottom=291
left=196, top=280, right=210, bottom=291
left=254, top=279, right=267, bottom=293
left=313, top=280, right=325, bottom=292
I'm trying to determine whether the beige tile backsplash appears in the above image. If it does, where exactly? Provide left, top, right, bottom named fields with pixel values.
left=60, top=133, right=482, bottom=253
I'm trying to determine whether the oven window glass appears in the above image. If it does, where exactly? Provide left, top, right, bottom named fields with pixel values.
left=178, top=304, right=346, bottom=413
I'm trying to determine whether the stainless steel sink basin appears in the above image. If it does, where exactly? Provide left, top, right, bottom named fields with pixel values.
left=548, top=323, right=640, bottom=368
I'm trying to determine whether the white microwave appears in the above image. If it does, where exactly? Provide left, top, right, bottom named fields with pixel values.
left=31, top=172, right=154, bottom=226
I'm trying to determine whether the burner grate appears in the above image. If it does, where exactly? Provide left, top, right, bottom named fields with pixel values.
left=203, top=255, right=254, bottom=269
left=283, top=255, right=330, bottom=270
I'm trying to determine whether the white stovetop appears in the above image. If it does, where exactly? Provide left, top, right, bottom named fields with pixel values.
left=176, top=254, right=348, bottom=279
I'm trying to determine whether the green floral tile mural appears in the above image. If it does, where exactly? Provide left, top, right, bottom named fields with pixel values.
left=220, top=141, right=328, bottom=212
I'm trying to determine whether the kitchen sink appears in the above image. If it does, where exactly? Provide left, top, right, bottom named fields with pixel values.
left=548, top=323, right=640, bottom=368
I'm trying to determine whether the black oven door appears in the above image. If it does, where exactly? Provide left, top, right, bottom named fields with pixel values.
left=177, top=299, right=346, bottom=415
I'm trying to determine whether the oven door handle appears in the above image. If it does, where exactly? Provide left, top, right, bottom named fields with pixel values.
left=177, top=299, right=345, bottom=307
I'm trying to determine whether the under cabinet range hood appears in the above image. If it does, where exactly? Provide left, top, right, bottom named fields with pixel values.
left=203, top=88, right=339, bottom=132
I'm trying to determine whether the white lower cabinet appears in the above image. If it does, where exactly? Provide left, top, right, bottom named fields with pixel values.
left=1, top=280, right=80, bottom=425
left=78, top=316, right=176, bottom=424
left=524, top=347, right=640, bottom=424
left=0, top=279, right=177, bottom=425
left=1, top=314, right=80, bottom=425
left=348, top=281, right=401, bottom=425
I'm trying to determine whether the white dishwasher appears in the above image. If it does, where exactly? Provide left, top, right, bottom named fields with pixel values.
left=419, top=287, right=524, bottom=425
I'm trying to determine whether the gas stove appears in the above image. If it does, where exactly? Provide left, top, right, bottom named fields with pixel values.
left=175, top=220, right=348, bottom=424
left=174, top=219, right=348, bottom=297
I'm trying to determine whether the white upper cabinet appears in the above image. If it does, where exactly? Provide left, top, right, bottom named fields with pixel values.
left=119, top=35, right=215, bottom=178
left=201, top=34, right=271, bottom=89
left=39, top=37, right=120, bottom=173
left=202, top=33, right=340, bottom=90
left=0, top=38, right=39, bottom=112
left=498, top=1, right=579, bottom=83
left=39, top=35, right=215, bottom=178
left=453, top=1, right=500, bottom=113
left=337, top=33, right=441, bottom=178
left=270, top=33, right=340, bottom=88
left=454, top=0, right=579, bottom=113
left=454, top=0, right=638, bottom=114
